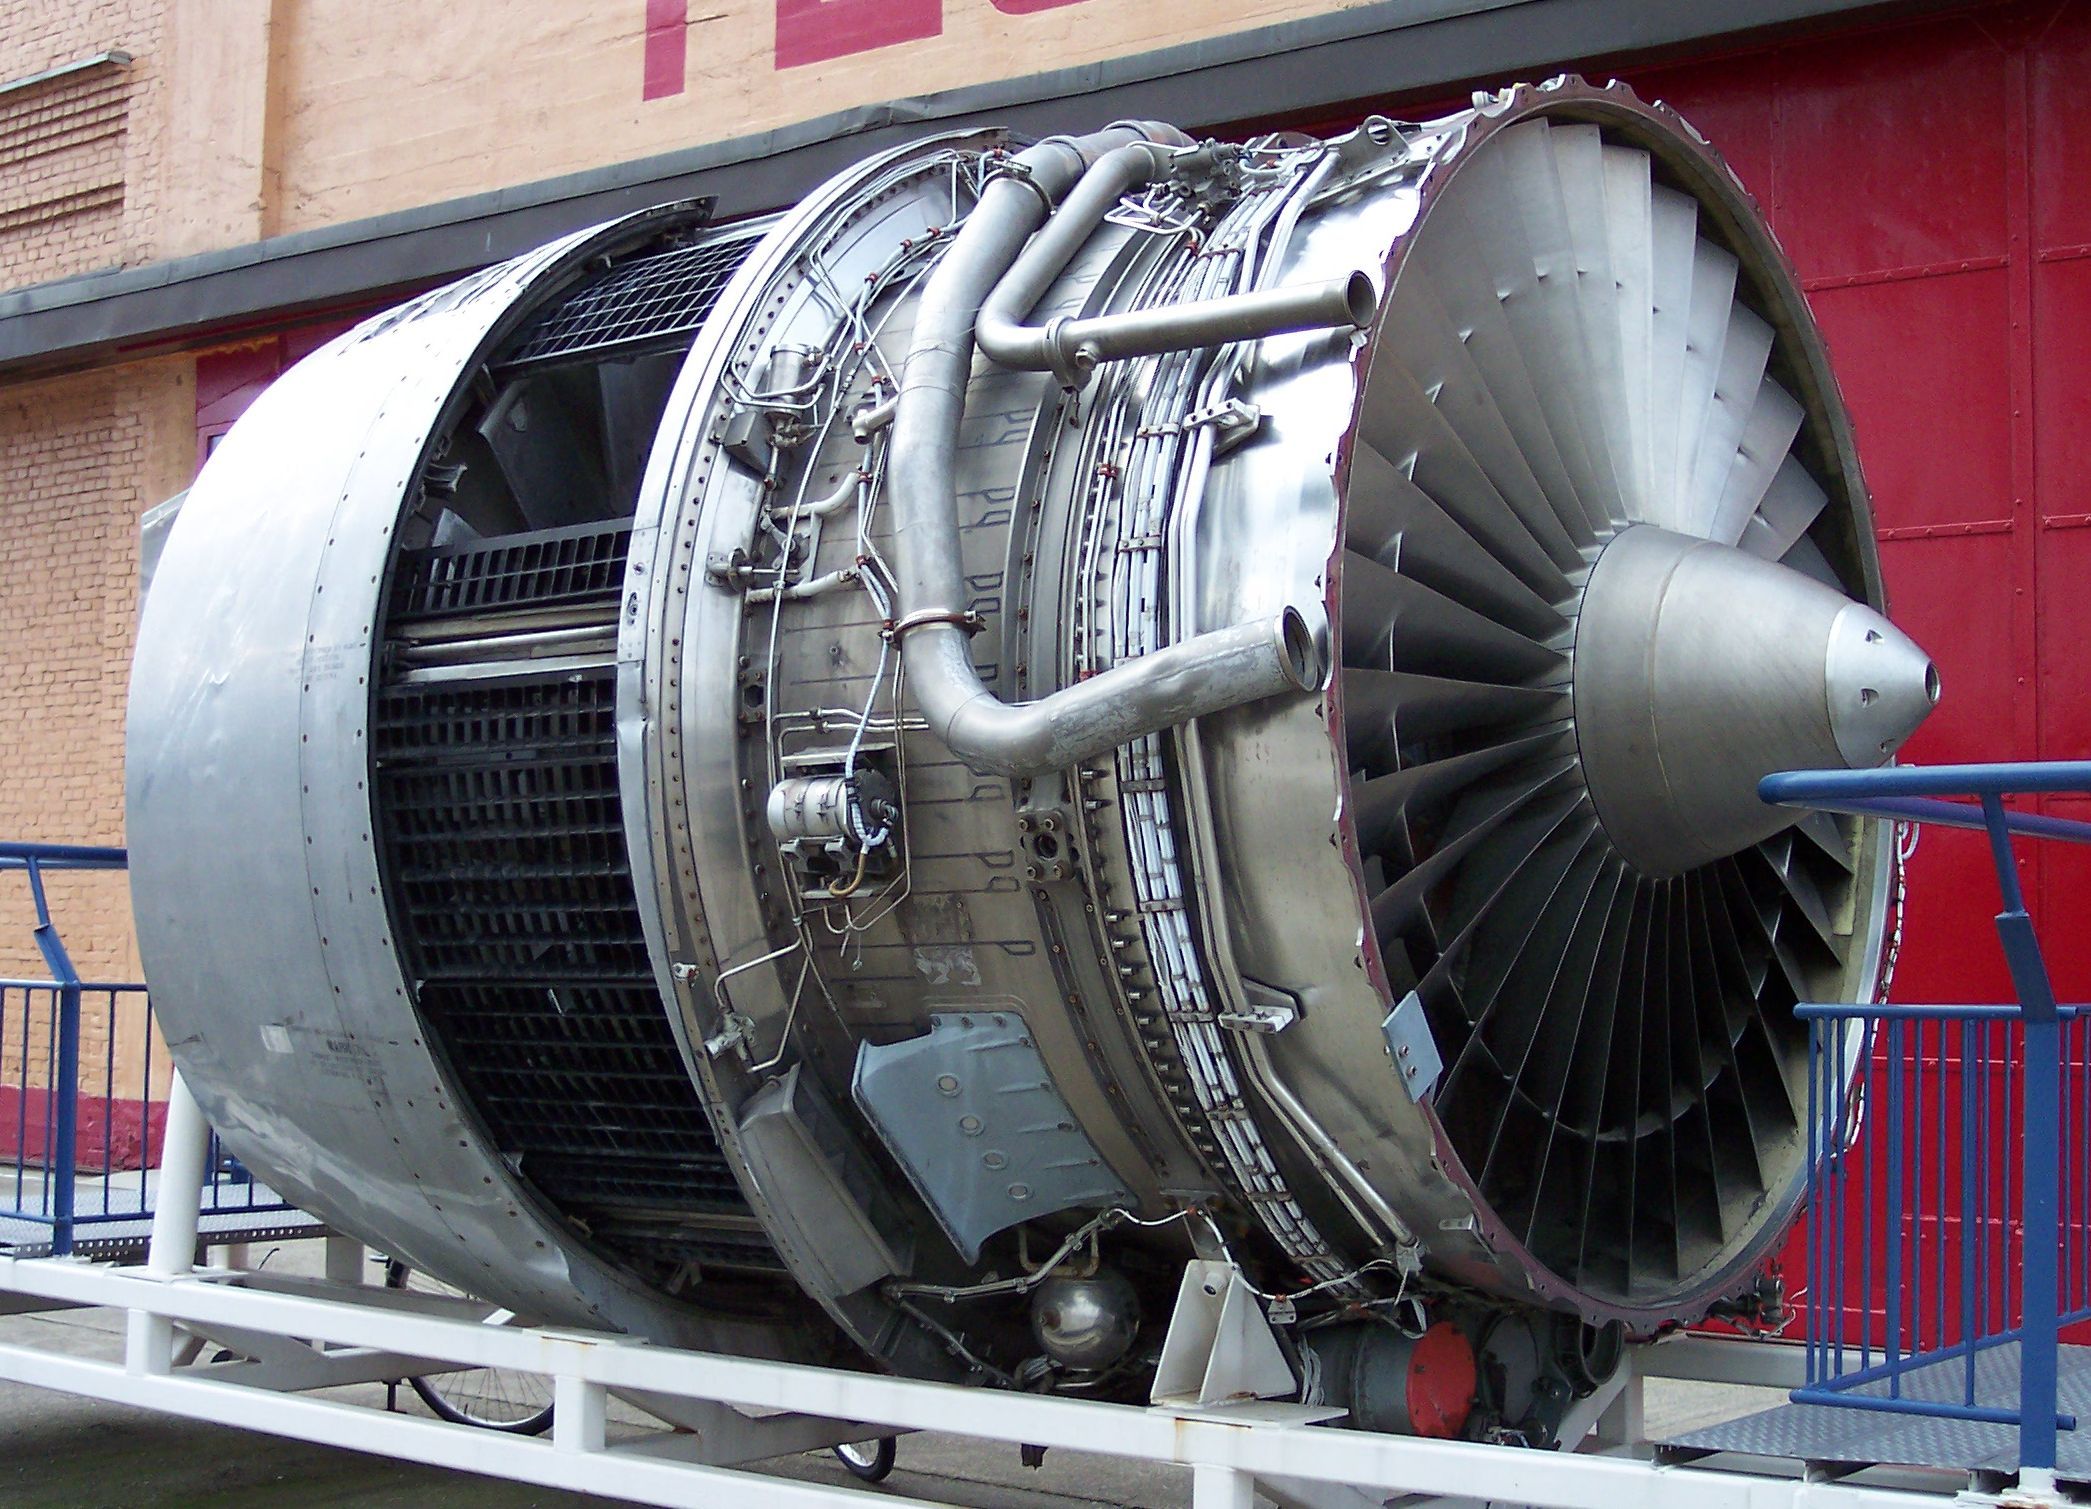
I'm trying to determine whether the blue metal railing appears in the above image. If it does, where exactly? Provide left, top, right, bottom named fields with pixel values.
left=1762, top=762, right=2091, bottom=1476
left=0, top=841, right=288, bottom=1255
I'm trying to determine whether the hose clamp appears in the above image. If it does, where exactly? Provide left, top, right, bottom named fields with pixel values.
left=982, top=156, right=1058, bottom=217
left=1039, top=315, right=1096, bottom=391
left=885, top=608, right=986, bottom=641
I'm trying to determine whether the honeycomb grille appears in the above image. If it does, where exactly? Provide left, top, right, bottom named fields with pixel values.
left=372, top=669, right=760, bottom=1258
left=499, top=233, right=756, bottom=371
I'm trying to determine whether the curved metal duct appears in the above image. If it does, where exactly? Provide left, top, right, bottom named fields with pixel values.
left=128, top=80, right=1935, bottom=1415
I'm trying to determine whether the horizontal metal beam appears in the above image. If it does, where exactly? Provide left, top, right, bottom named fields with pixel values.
left=0, top=51, right=131, bottom=100
left=0, top=0, right=1941, bottom=381
left=1637, top=1336, right=1810, bottom=1390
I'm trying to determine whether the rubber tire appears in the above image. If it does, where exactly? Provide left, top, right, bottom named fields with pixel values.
left=833, top=1436, right=898, bottom=1482
left=384, top=1259, right=555, bottom=1436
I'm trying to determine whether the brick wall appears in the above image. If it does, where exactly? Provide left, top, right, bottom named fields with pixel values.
left=0, top=1, right=165, bottom=286
left=0, top=358, right=193, bottom=1100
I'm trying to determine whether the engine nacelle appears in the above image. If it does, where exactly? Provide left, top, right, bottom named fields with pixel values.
left=128, top=79, right=1933, bottom=1411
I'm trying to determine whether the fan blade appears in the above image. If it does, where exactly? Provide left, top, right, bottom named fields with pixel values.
left=1697, top=865, right=1802, bottom=1118
left=1714, top=855, right=1814, bottom=1006
left=1465, top=830, right=1613, bottom=1221
left=1575, top=883, right=1652, bottom=1293
left=1380, top=272, right=1583, bottom=562
left=1401, top=240, right=1592, bottom=544
left=1359, top=359, right=1579, bottom=590
left=1519, top=854, right=1631, bottom=1255
left=1738, top=455, right=1829, bottom=561
left=1684, top=304, right=1776, bottom=534
left=1754, top=831, right=1839, bottom=954
left=1602, top=144, right=1656, bottom=522
left=1682, top=872, right=1773, bottom=1191
left=1674, top=238, right=1741, bottom=530
left=1707, top=374, right=1806, bottom=545
left=1450, top=119, right=1621, bottom=536
left=1341, top=549, right=1562, bottom=682
left=1341, top=667, right=1568, bottom=772
left=1779, top=532, right=1841, bottom=588
left=1347, top=442, right=1569, bottom=638
left=1794, top=808, right=1858, bottom=874
left=1646, top=186, right=1701, bottom=526
left=1550, top=124, right=1640, bottom=521
left=1350, top=732, right=1565, bottom=863
left=1369, top=770, right=1580, bottom=946
left=1637, top=882, right=1684, bottom=1281
left=1668, top=875, right=1734, bottom=1250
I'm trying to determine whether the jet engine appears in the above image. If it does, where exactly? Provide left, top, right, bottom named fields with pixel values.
left=128, top=78, right=1936, bottom=1433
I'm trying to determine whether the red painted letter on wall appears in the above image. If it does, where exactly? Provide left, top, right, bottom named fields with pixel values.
left=643, top=0, right=688, bottom=100
left=775, top=0, right=942, bottom=69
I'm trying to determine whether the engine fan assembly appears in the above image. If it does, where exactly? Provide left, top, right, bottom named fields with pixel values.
left=128, top=78, right=1936, bottom=1437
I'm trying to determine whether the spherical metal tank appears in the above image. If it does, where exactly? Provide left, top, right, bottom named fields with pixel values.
left=129, top=80, right=1936, bottom=1412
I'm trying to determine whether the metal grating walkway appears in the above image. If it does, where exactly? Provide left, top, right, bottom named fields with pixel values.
left=1663, top=1341, right=2091, bottom=1475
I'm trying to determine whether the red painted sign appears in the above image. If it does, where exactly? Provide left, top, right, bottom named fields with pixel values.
left=643, top=0, right=689, bottom=100
left=641, top=0, right=1097, bottom=95
left=774, top=0, right=943, bottom=70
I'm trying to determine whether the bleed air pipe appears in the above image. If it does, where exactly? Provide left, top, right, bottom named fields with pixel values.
left=885, top=123, right=1371, bottom=778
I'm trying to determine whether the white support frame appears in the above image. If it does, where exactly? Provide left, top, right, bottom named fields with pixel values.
left=0, top=1251, right=1981, bottom=1509
left=0, top=1078, right=1991, bottom=1509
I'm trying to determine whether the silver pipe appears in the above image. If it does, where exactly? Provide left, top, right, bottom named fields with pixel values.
left=888, top=124, right=1328, bottom=778
left=913, top=609, right=1320, bottom=778
left=393, top=624, right=617, bottom=664
left=1043, top=275, right=1375, bottom=381
left=748, top=566, right=858, bottom=605
left=974, top=139, right=1178, bottom=380
left=974, top=143, right=1375, bottom=383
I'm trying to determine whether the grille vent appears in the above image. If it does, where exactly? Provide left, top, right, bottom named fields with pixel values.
left=500, top=234, right=756, bottom=371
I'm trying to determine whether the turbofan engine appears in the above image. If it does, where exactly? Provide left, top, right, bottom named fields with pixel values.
left=128, top=79, right=1935, bottom=1436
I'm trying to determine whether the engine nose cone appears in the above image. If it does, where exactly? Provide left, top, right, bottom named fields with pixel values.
left=1574, top=524, right=1938, bottom=878
left=1825, top=602, right=1941, bottom=766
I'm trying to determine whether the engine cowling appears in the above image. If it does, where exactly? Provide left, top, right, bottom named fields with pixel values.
left=128, top=79, right=1933, bottom=1407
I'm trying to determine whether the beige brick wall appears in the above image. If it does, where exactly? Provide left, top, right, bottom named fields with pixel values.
left=265, top=0, right=1373, bottom=237
left=0, top=358, right=193, bottom=1095
left=1, top=0, right=168, bottom=286
left=2, top=0, right=1379, bottom=284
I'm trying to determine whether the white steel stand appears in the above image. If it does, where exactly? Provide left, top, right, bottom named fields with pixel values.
left=0, top=1123, right=1984, bottom=1509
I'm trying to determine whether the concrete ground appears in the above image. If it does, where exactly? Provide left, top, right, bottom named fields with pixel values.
left=0, top=1240, right=1784, bottom=1509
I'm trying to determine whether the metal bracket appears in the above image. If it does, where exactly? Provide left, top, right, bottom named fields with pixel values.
left=1219, top=978, right=1299, bottom=1035
left=1151, top=1259, right=1297, bottom=1407
left=703, top=1012, right=756, bottom=1060
left=1184, top=397, right=1263, bottom=456
left=1380, top=991, right=1442, bottom=1104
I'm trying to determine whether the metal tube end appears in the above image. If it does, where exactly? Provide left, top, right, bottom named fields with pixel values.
left=1276, top=604, right=1328, bottom=693
left=1337, top=270, right=1379, bottom=330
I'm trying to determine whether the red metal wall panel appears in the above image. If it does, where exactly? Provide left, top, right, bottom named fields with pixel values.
left=1625, top=1, right=2090, bottom=1332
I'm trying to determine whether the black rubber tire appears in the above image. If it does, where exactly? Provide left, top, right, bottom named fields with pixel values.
left=383, top=1259, right=555, bottom=1436
left=833, top=1436, right=898, bottom=1482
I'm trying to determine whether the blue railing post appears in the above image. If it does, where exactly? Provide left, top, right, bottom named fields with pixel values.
left=22, top=856, right=80, bottom=1256
left=1981, top=793, right=2061, bottom=1479
left=3, top=840, right=293, bottom=1253
left=1761, top=763, right=2091, bottom=1486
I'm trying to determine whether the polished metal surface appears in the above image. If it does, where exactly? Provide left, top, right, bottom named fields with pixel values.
left=128, top=77, right=1932, bottom=1408
left=1575, top=525, right=1936, bottom=876
left=1029, top=1270, right=1142, bottom=1372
